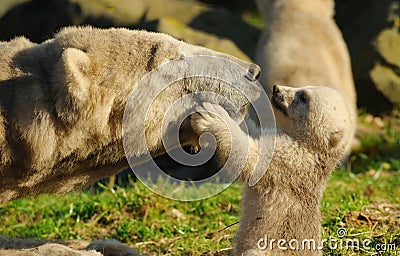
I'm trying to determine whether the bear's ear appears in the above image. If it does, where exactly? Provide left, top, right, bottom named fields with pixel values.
left=329, top=130, right=344, bottom=148
left=53, top=48, right=91, bottom=125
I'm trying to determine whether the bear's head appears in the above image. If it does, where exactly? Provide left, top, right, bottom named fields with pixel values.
left=271, top=85, right=352, bottom=152
left=50, top=27, right=262, bottom=129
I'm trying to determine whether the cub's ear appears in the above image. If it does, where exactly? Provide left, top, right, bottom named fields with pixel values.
left=329, top=130, right=344, bottom=147
left=53, top=48, right=91, bottom=125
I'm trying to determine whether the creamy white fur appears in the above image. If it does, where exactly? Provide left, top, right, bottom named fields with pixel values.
left=255, top=0, right=357, bottom=157
left=0, top=26, right=260, bottom=202
left=190, top=85, right=352, bottom=255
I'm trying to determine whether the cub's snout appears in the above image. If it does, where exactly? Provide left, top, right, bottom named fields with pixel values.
left=271, top=84, right=290, bottom=115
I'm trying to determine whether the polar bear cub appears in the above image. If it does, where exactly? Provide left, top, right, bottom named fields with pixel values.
left=190, top=85, right=352, bottom=255
left=254, top=0, right=357, bottom=157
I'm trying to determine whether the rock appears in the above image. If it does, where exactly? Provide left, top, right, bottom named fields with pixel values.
left=0, top=0, right=206, bottom=42
left=0, top=238, right=141, bottom=256
left=0, top=0, right=26, bottom=17
left=370, top=28, right=400, bottom=105
left=370, top=63, right=400, bottom=105
left=0, top=0, right=258, bottom=61
left=376, top=28, right=400, bottom=68
left=70, top=0, right=207, bottom=28
left=189, top=8, right=260, bottom=58
left=0, top=243, right=101, bottom=256
left=86, top=240, right=140, bottom=256
left=335, top=0, right=399, bottom=112
left=0, top=236, right=142, bottom=256
left=158, top=17, right=250, bottom=61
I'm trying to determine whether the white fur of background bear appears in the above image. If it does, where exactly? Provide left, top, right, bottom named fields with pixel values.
left=254, top=0, right=357, bottom=156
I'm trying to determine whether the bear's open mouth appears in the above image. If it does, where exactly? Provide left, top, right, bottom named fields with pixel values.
left=271, top=96, right=288, bottom=116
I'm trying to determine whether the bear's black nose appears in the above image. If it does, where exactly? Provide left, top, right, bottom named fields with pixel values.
left=246, top=64, right=261, bottom=81
left=272, top=85, right=279, bottom=94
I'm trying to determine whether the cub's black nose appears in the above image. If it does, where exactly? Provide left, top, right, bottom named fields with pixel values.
left=272, top=85, right=279, bottom=94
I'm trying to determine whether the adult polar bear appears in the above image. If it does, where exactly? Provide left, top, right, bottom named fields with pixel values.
left=0, top=26, right=261, bottom=203
left=190, top=85, right=353, bottom=255
left=254, top=0, right=357, bottom=153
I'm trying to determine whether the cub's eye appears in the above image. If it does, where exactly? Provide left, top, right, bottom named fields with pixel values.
left=298, top=91, right=308, bottom=104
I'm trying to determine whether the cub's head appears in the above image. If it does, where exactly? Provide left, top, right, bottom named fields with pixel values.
left=271, top=85, right=352, bottom=152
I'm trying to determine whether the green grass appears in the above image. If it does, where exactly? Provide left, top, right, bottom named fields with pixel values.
left=0, top=115, right=399, bottom=255
left=0, top=180, right=243, bottom=255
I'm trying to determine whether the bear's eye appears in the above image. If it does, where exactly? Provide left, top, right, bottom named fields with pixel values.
left=297, top=91, right=308, bottom=104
